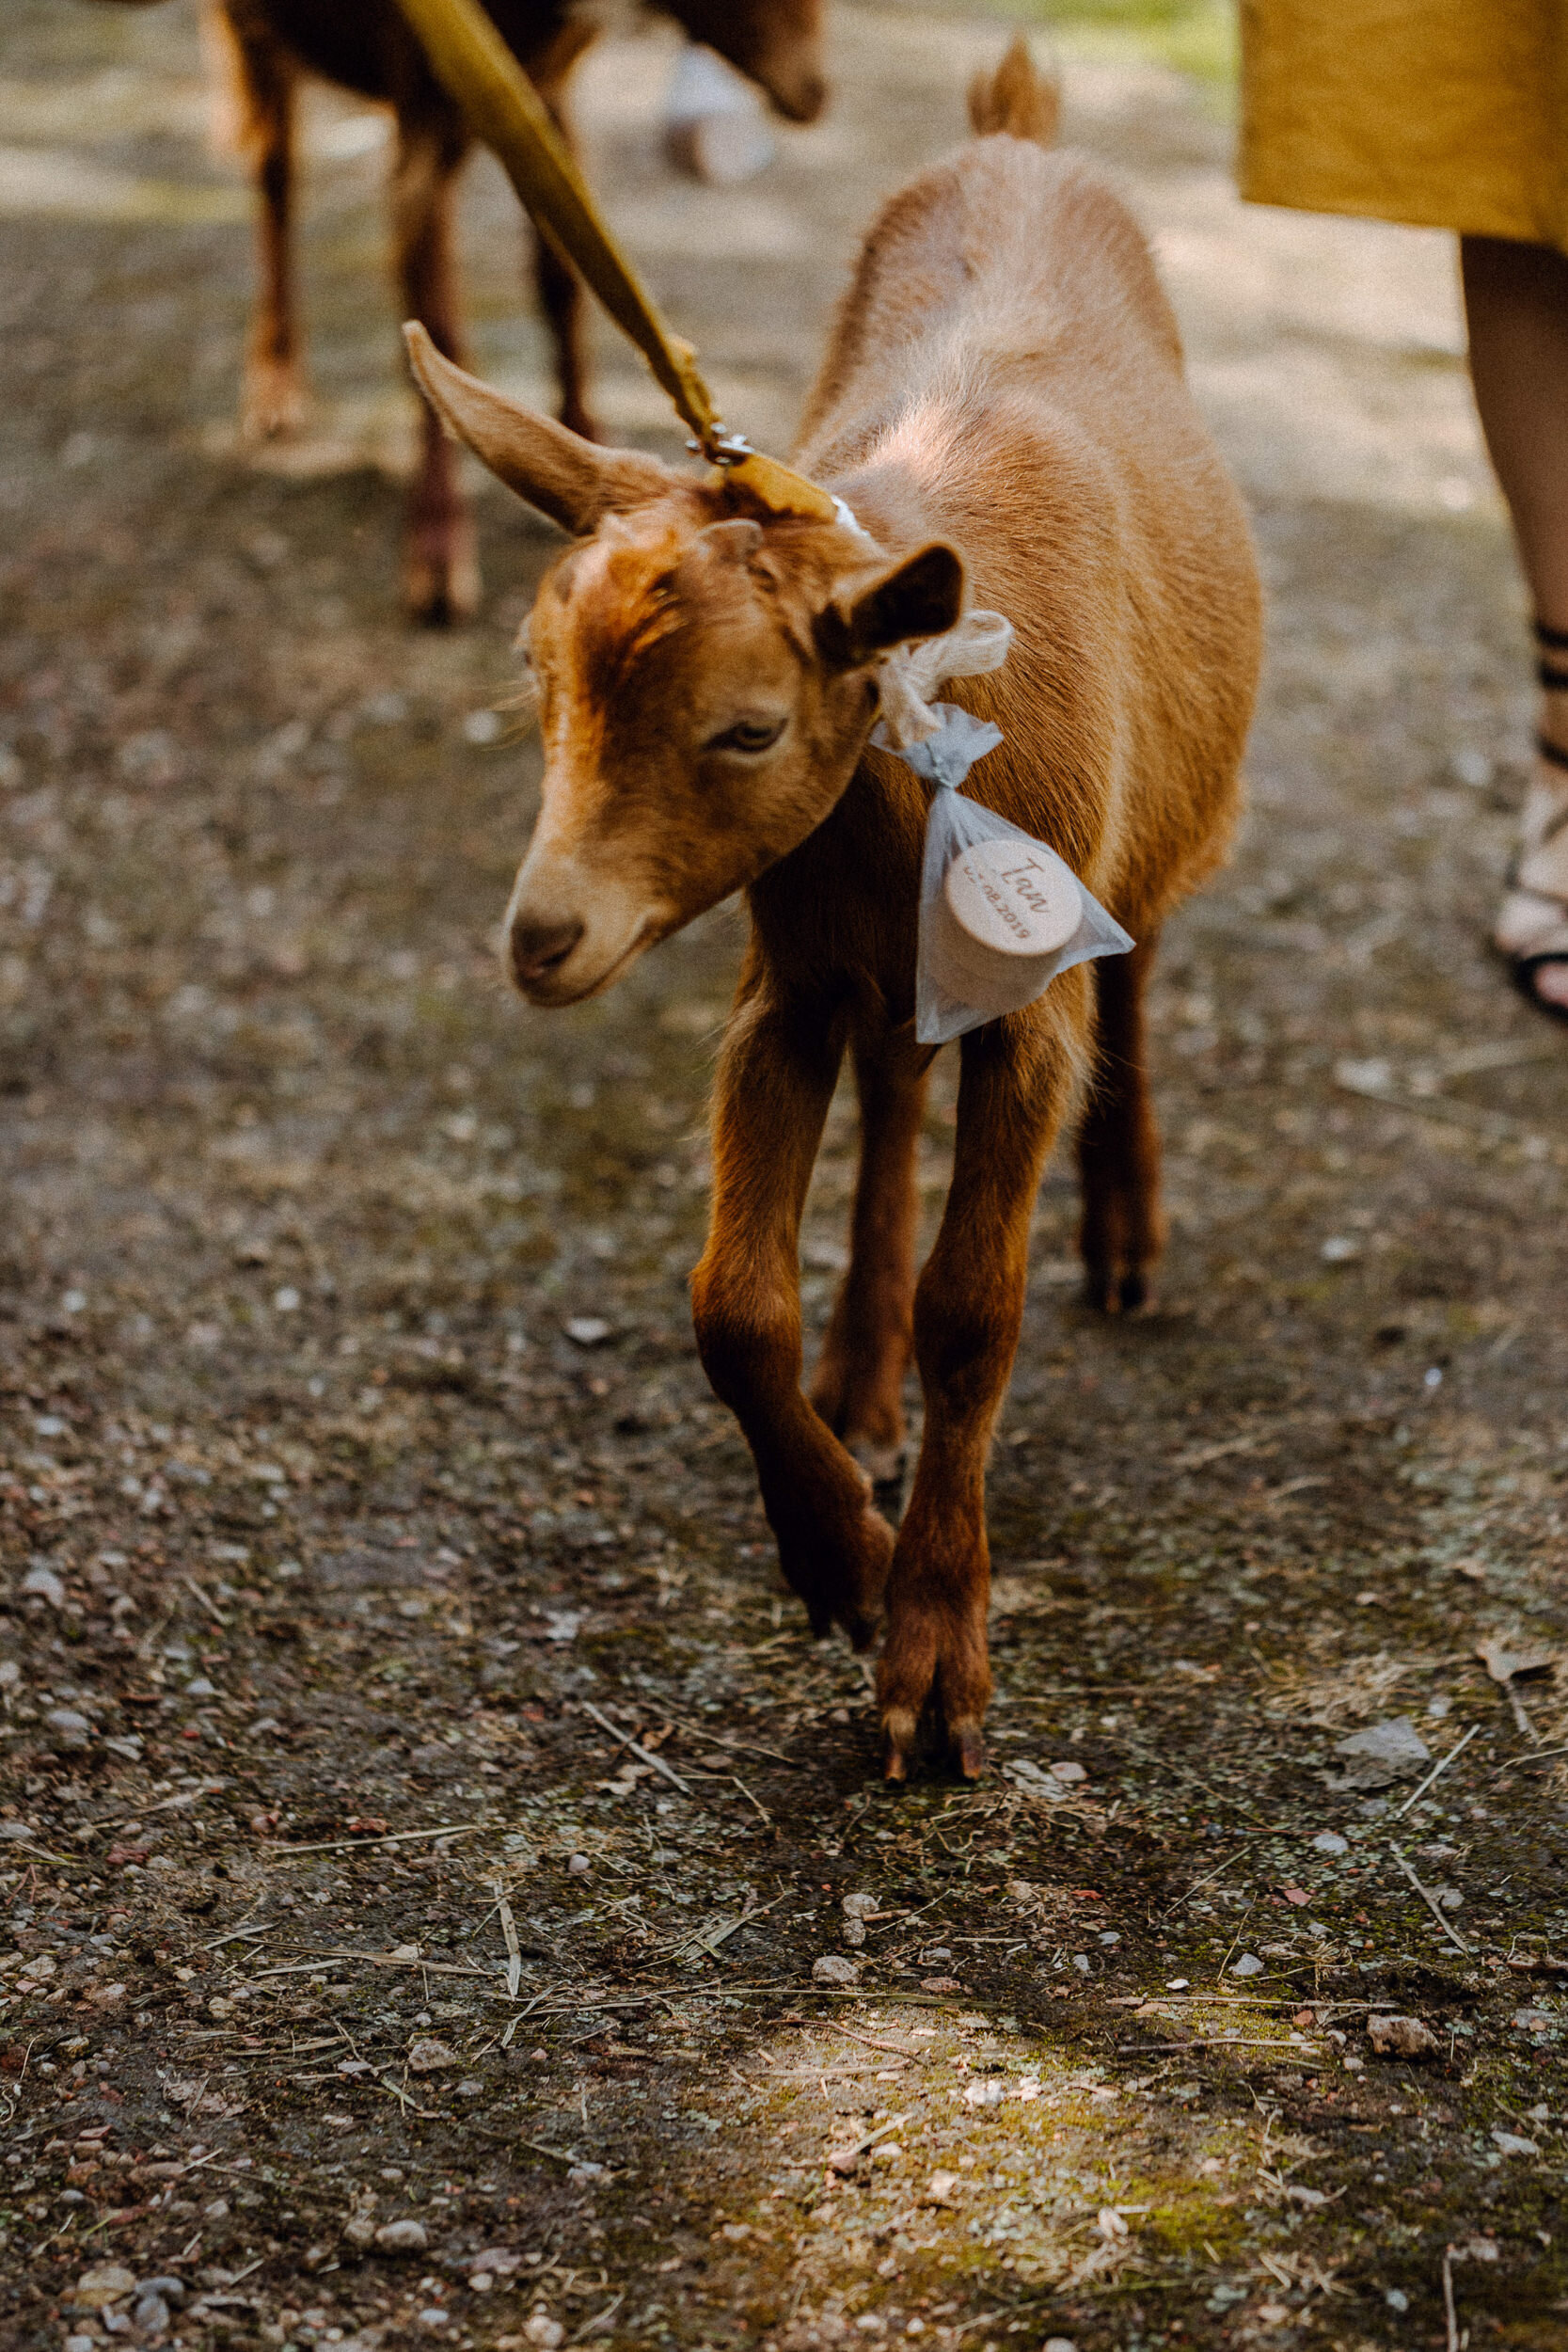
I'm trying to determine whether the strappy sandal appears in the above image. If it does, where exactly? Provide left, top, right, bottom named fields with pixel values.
left=1494, top=620, right=1568, bottom=1021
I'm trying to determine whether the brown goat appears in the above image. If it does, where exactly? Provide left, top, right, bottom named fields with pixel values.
left=405, top=40, right=1262, bottom=1777
left=197, top=0, right=827, bottom=620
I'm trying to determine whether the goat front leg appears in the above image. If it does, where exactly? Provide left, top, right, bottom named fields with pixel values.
left=213, top=2, right=307, bottom=439
left=691, top=984, right=895, bottom=1648
left=1078, top=930, right=1164, bottom=1312
left=811, top=1021, right=929, bottom=1486
left=879, top=1012, right=1076, bottom=1780
left=392, top=109, right=480, bottom=624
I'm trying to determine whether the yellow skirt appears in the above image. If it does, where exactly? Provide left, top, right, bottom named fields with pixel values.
left=1239, top=0, right=1568, bottom=252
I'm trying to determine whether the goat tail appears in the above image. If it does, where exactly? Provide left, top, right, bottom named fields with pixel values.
left=968, top=35, right=1060, bottom=147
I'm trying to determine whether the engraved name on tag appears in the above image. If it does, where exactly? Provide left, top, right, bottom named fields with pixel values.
left=942, top=838, right=1082, bottom=960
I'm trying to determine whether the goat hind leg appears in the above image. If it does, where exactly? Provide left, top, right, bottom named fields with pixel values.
left=692, top=982, right=895, bottom=1648
left=1077, top=931, right=1165, bottom=1312
left=879, top=1015, right=1072, bottom=1780
left=810, top=1022, right=928, bottom=1492
left=528, top=43, right=597, bottom=441
left=393, top=113, right=480, bottom=624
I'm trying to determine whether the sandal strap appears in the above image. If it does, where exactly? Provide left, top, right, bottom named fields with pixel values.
left=1540, top=733, right=1568, bottom=774
left=1535, top=618, right=1568, bottom=652
left=1539, top=661, right=1568, bottom=691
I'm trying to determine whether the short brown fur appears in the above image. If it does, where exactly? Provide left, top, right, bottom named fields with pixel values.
left=406, top=40, right=1262, bottom=1776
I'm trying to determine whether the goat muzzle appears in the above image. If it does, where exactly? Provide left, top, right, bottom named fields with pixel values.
left=509, top=914, right=585, bottom=991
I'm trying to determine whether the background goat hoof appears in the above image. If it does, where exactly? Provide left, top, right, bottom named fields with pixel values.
left=1083, top=1263, right=1157, bottom=1314
left=844, top=1435, right=907, bottom=1521
left=240, top=357, right=309, bottom=442
left=404, top=532, right=482, bottom=628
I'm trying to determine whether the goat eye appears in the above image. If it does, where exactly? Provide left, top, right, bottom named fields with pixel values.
left=707, top=716, right=785, bottom=755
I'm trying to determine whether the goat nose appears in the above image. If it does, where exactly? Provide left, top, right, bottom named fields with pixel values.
left=510, top=914, right=584, bottom=986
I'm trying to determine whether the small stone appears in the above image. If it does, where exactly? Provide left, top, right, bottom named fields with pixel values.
left=456, top=2077, right=484, bottom=2097
left=1386, top=2291, right=1409, bottom=2313
left=522, top=2318, right=564, bottom=2350
left=567, top=1852, right=591, bottom=1876
left=132, top=2294, right=171, bottom=2337
left=1367, top=2013, right=1440, bottom=2058
left=1048, top=1758, right=1087, bottom=1784
left=1230, top=1954, right=1264, bottom=1978
left=1310, top=1830, right=1349, bottom=1854
left=67, top=2337, right=97, bottom=2352
left=343, top=2213, right=377, bottom=2248
left=405, top=2036, right=457, bottom=2074
left=1491, top=2129, right=1539, bottom=2157
left=373, top=2218, right=429, bottom=2252
left=46, top=1707, right=93, bottom=1750
left=567, top=2161, right=605, bottom=2183
left=924, top=2171, right=959, bottom=2206
left=22, top=1564, right=65, bottom=1608
left=812, top=1954, right=859, bottom=1986
left=562, top=1317, right=611, bottom=1348
left=1045, top=2341, right=1078, bottom=2352
left=135, top=2281, right=184, bottom=2308
left=921, top=1976, right=961, bottom=1994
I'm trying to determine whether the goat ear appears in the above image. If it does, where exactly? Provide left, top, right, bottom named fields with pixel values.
left=404, top=323, right=674, bottom=535
left=822, top=541, right=966, bottom=664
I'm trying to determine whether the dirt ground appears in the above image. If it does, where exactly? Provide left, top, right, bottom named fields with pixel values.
left=1, top=4, right=1565, bottom=2349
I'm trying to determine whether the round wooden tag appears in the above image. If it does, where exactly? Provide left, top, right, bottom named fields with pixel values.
left=942, top=837, right=1081, bottom=961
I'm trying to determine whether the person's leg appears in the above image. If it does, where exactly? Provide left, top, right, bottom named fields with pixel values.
left=1463, top=234, right=1568, bottom=1010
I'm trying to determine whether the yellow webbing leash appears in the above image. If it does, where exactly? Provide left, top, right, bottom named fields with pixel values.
left=391, top=0, right=839, bottom=523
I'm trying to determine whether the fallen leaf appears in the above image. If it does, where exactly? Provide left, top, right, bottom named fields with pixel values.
left=1367, top=2013, right=1440, bottom=2058
left=1476, top=1638, right=1556, bottom=1686
left=1329, top=1717, right=1431, bottom=1789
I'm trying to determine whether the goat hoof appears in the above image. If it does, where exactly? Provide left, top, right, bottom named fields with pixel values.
left=881, top=1707, right=917, bottom=1783
left=953, top=1722, right=987, bottom=1779
left=1083, top=1264, right=1157, bottom=1316
left=240, top=358, right=308, bottom=442
left=404, top=524, right=481, bottom=628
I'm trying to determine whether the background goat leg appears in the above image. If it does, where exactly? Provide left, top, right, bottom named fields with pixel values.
left=1077, top=930, right=1166, bottom=1312
left=809, top=1019, right=928, bottom=1491
left=878, top=1012, right=1077, bottom=1780
left=212, top=0, right=307, bottom=440
left=392, top=105, right=480, bottom=623
left=528, top=43, right=597, bottom=442
left=692, top=984, right=895, bottom=1649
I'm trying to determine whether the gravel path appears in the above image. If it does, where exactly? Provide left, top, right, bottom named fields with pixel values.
left=1, top=6, right=1564, bottom=2349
